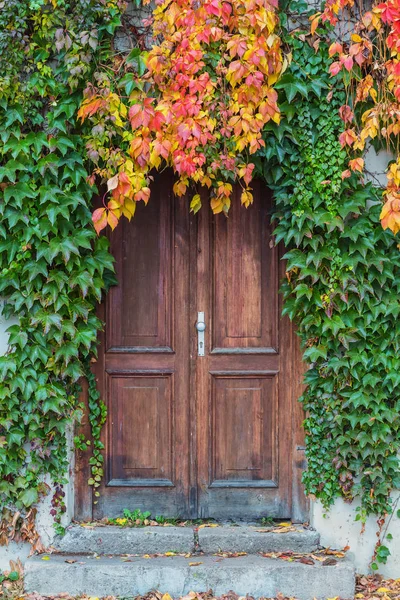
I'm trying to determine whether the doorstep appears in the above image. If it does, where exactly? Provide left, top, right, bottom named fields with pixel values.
left=55, top=523, right=320, bottom=555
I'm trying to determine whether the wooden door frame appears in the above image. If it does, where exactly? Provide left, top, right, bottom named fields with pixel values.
left=74, top=190, right=309, bottom=523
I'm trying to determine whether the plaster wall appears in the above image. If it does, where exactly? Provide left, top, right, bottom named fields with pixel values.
left=311, top=497, right=400, bottom=577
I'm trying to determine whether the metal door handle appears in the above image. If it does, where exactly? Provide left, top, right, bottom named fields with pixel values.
left=196, top=312, right=206, bottom=356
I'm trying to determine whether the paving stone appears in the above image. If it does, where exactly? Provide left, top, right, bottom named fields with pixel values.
left=25, top=553, right=355, bottom=600
left=198, top=525, right=319, bottom=554
left=56, top=525, right=194, bottom=555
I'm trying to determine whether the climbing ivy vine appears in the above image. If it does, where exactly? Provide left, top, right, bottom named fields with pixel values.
left=257, top=12, right=400, bottom=567
left=0, top=0, right=120, bottom=547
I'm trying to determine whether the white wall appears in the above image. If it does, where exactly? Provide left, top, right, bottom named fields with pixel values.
left=312, top=496, right=400, bottom=577
left=365, top=145, right=393, bottom=187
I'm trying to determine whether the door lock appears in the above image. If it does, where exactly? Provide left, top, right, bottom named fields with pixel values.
left=196, top=312, right=206, bottom=356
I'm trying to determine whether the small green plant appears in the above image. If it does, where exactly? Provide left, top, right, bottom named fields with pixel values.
left=154, top=514, right=179, bottom=526
left=109, top=509, right=181, bottom=527
left=260, top=516, right=275, bottom=526
left=110, top=508, right=154, bottom=526
left=371, top=544, right=391, bottom=571
left=0, top=571, right=19, bottom=584
left=124, top=508, right=151, bottom=522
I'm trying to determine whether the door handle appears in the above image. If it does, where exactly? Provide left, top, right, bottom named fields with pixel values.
left=196, top=312, right=206, bottom=357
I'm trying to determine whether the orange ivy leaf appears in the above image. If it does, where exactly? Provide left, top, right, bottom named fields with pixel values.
left=77, top=96, right=106, bottom=122
left=339, top=129, right=358, bottom=147
left=92, top=207, right=108, bottom=234
left=380, top=196, right=400, bottom=234
left=349, top=157, right=365, bottom=172
left=310, top=13, right=321, bottom=35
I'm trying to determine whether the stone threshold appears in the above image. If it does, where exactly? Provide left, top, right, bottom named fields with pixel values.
left=55, top=523, right=320, bottom=556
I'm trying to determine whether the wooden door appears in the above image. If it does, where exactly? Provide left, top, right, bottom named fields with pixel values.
left=75, top=172, right=307, bottom=521
left=195, top=180, right=301, bottom=518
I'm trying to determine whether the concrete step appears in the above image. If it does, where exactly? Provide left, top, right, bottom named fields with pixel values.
left=56, top=525, right=194, bottom=555
left=198, top=524, right=319, bottom=554
left=55, top=524, right=319, bottom=556
left=24, top=553, right=355, bottom=600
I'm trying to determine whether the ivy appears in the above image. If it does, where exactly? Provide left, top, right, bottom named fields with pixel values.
left=256, top=18, right=400, bottom=552
left=311, top=0, right=400, bottom=235
left=83, top=359, right=107, bottom=499
left=0, top=0, right=120, bottom=546
left=77, top=0, right=286, bottom=229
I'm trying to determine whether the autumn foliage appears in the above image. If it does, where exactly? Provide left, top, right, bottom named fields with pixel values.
left=310, top=0, right=400, bottom=235
left=78, top=0, right=286, bottom=232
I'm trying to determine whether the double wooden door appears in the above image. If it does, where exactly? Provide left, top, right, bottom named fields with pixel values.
left=76, top=172, right=307, bottom=521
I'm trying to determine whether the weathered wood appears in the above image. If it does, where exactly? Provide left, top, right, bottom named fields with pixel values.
left=74, top=377, right=93, bottom=521
left=196, top=184, right=293, bottom=519
left=93, top=173, right=192, bottom=519
left=291, top=322, right=309, bottom=522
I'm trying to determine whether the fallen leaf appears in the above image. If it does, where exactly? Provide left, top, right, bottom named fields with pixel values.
left=215, top=552, right=247, bottom=558
left=65, top=559, right=76, bottom=564
left=299, top=557, right=315, bottom=565
left=323, top=558, right=338, bottom=566
left=189, top=561, right=203, bottom=566
left=41, top=556, right=50, bottom=561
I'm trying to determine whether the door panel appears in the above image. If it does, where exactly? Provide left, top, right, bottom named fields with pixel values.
left=211, top=374, right=277, bottom=486
left=76, top=172, right=307, bottom=521
left=92, top=173, right=192, bottom=518
left=109, top=374, right=173, bottom=486
left=212, top=184, right=278, bottom=352
left=195, top=180, right=293, bottom=518
left=107, top=186, right=173, bottom=351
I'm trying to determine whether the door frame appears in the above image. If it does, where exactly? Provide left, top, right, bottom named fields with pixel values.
left=74, top=185, right=308, bottom=523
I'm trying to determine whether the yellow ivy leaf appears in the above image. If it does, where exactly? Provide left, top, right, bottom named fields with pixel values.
left=190, top=194, right=202, bottom=214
